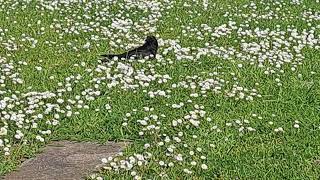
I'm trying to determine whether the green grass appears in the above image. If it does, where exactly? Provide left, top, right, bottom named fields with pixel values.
left=0, top=0, right=320, bottom=179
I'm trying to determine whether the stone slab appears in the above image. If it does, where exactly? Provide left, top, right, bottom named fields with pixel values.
left=3, top=141, right=126, bottom=180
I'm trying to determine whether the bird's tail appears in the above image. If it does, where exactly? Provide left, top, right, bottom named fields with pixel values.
left=101, top=54, right=117, bottom=59
left=101, top=53, right=127, bottom=61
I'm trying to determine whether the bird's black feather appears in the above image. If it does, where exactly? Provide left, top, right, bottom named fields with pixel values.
left=101, top=36, right=158, bottom=61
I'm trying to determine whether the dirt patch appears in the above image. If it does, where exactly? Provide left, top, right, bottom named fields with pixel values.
left=3, top=141, right=127, bottom=180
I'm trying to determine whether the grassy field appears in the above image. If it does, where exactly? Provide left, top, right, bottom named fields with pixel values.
left=0, top=0, right=320, bottom=179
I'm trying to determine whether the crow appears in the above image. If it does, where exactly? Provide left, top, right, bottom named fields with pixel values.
left=101, top=36, right=158, bottom=61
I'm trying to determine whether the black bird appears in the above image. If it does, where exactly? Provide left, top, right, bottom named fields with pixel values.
left=101, top=36, right=158, bottom=61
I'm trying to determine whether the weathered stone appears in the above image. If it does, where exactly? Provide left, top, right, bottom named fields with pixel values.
left=3, top=141, right=127, bottom=180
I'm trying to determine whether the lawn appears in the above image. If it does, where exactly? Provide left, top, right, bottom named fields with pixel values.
left=0, top=0, right=320, bottom=179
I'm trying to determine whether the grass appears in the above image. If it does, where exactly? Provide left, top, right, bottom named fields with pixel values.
left=0, top=0, right=320, bottom=179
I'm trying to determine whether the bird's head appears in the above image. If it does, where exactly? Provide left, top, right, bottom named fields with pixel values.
left=145, top=36, right=157, bottom=44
